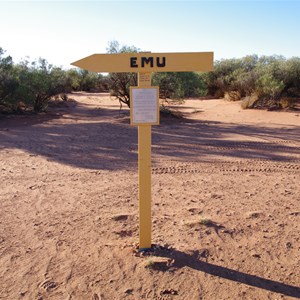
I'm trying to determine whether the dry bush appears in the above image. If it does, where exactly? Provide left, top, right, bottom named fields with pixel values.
left=241, top=93, right=259, bottom=109
left=279, top=98, right=296, bottom=109
left=160, top=105, right=183, bottom=119
left=224, top=91, right=241, bottom=101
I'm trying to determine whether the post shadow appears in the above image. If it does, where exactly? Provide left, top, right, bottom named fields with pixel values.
left=150, top=246, right=300, bottom=298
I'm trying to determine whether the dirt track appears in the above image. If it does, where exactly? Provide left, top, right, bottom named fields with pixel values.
left=0, top=93, right=299, bottom=299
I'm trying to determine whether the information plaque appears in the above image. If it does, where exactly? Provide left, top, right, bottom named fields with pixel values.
left=130, top=87, right=159, bottom=126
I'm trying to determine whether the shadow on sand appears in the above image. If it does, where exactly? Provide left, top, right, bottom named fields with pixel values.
left=149, top=246, right=300, bottom=298
left=0, top=100, right=299, bottom=171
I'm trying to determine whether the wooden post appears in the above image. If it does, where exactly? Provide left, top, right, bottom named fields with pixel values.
left=138, top=72, right=152, bottom=250
left=71, top=52, right=213, bottom=251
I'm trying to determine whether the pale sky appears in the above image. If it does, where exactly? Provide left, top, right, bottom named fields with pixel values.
left=1, top=1, right=299, bottom=69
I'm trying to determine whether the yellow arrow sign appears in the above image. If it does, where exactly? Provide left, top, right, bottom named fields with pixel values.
left=71, top=52, right=213, bottom=73
left=71, top=50, right=214, bottom=251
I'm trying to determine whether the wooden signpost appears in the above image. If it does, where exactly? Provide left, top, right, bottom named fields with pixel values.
left=72, top=52, right=213, bottom=250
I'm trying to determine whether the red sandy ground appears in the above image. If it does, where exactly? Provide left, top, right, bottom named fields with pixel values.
left=0, top=93, right=299, bottom=300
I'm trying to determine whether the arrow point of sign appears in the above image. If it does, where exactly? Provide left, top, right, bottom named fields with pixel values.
left=71, top=54, right=99, bottom=72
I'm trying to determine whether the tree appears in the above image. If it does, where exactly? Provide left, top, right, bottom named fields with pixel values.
left=280, top=57, right=300, bottom=98
left=106, top=41, right=139, bottom=108
left=13, top=58, right=68, bottom=112
left=66, top=69, right=81, bottom=91
left=152, top=72, right=207, bottom=99
left=0, top=48, right=19, bottom=106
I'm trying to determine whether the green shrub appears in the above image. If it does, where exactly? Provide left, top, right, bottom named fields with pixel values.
left=153, top=72, right=207, bottom=100
left=280, top=57, right=300, bottom=98
left=65, top=69, right=107, bottom=93
left=0, top=48, right=19, bottom=107
left=106, top=40, right=139, bottom=108
left=2, top=44, right=300, bottom=113
left=204, top=54, right=300, bottom=109
left=12, top=59, right=69, bottom=112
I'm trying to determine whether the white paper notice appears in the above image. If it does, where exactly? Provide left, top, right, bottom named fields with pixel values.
left=131, top=87, right=159, bottom=125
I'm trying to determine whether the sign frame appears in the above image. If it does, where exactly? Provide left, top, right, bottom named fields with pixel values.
left=130, top=86, right=160, bottom=126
